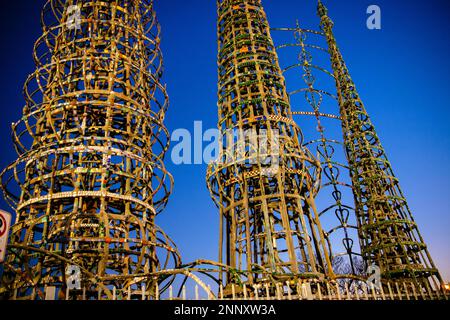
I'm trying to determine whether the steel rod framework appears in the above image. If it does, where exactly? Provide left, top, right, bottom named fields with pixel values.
left=273, top=23, right=362, bottom=277
left=0, top=0, right=446, bottom=301
left=0, top=0, right=178, bottom=300
left=317, top=0, right=443, bottom=290
left=207, top=0, right=334, bottom=293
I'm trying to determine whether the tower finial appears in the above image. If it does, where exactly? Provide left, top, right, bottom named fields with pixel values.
left=318, top=0, right=328, bottom=17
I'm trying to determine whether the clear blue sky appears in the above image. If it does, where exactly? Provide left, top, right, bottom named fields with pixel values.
left=0, top=0, right=448, bottom=281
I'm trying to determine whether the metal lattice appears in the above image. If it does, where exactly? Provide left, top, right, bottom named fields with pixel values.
left=273, top=24, right=362, bottom=278
left=0, top=0, right=446, bottom=301
left=207, top=0, right=334, bottom=295
left=0, top=0, right=178, bottom=300
left=317, top=0, right=443, bottom=290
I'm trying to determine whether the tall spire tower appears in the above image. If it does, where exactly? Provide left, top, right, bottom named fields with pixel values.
left=0, top=0, right=177, bottom=300
left=208, top=0, right=334, bottom=291
left=317, top=0, right=443, bottom=289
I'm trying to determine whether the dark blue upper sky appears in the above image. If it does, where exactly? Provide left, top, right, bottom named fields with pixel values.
left=0, top=0, right=448, bottom=281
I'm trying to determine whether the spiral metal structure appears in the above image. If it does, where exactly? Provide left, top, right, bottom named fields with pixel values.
left=318, top=0, right=443, bottom=290
left=0, top=0, right=179, bottom=300
left=273, top=24, right=361, bottom=276
left=207, top=0, right=334, bottom=294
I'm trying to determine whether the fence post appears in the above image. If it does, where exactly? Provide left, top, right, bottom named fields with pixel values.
left=336, top=282, right=342, bottom=300
left=297, top=279, right=303, bottom=300
left=195, top=285, right=199, bottom=300
left=142, top=284, right=146, bottom=301
left=155, top=282, right=159, bottom=301
left=411, top=282, right=418, bottom=300
left=363, top=283, right=368, bottom=300
left=307, top=282, right=314, bottom=300
left=370, top=283, right=376, bottom=300
left=113, top=286, right=116, bottom=300
left=182, top=286, right=186, bottom=300
left=243, top=284, right=248, bottom=300
left=232, top=284, right=236, bottom=299
left=380, top=284, right=386, bottom=300
left=265, top=283, right=270, bottom=300
left=418, top=283, right=426, bottom=300
left=387, top=282, right=394, bottom=300
left=286, top=281, right=292, bottom=300
left=276, top=283, right=282, bottom=300
left=403, top=282, right=410, bottom=300
left=326, top=282, right=331, bottom=300
left=317, top=283, right=323, bottom=300
left=253, top=285, right=259, bottom=300
left=394, top=282, right=401, bottom=300
left=219, top=284, right=224, bottom=300
left=344, top=282, right=350, bottom=300
left=353, top=283, right=359, bottom=300
left=424, top=281, right=433, bottom=300
left=297, top=281, right=303, bottom=300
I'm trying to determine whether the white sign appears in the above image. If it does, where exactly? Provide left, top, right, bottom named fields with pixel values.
left=0, top=209, right=12, bottom=263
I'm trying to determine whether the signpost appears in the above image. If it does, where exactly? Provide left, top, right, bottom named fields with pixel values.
left=0, top=209, right=12, bottom=263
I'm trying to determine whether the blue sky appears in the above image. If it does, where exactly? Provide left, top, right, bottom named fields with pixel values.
left=0, top=0, right=448, bottom=282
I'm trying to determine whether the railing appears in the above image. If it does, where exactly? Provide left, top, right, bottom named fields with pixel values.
left=59, top=280, right=449, bottom=301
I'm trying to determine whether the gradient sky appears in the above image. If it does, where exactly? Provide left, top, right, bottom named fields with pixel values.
left=0, top=0, right=449, bottom=281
